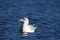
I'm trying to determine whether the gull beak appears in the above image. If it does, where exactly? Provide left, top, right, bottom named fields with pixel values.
left=19, top=19, right=24, bottom=22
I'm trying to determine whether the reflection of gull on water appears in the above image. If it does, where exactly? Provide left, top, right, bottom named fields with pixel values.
left=19, top=17, right=36, bottom=36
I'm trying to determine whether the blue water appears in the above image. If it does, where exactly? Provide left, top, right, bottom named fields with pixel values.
left=0, top=0, right=60, bottom=40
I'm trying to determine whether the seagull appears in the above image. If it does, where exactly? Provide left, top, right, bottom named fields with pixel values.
left=19, top=17, right=36, bottom=36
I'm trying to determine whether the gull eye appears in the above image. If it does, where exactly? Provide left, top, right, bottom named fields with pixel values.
left=23, top=18, right=25, bottom=20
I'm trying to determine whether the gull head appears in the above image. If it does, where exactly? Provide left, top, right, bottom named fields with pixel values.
left=19, top=17, right=29, bottom=23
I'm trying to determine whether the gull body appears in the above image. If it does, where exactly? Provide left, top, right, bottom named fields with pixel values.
left=19, top=17, right=36, bottom=35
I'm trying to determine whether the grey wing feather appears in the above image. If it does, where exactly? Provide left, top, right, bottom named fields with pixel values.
left=29, top=25, right=36, bottom=30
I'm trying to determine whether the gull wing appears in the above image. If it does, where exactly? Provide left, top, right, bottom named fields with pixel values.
left=29, top=25, right=36, bottom=30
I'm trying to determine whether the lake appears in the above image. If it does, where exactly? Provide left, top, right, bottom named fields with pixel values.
left=0, top=0, right=60, bottom=40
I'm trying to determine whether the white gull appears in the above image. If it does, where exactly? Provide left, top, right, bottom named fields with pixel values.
left=19, top=17, right=36, bottom=36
